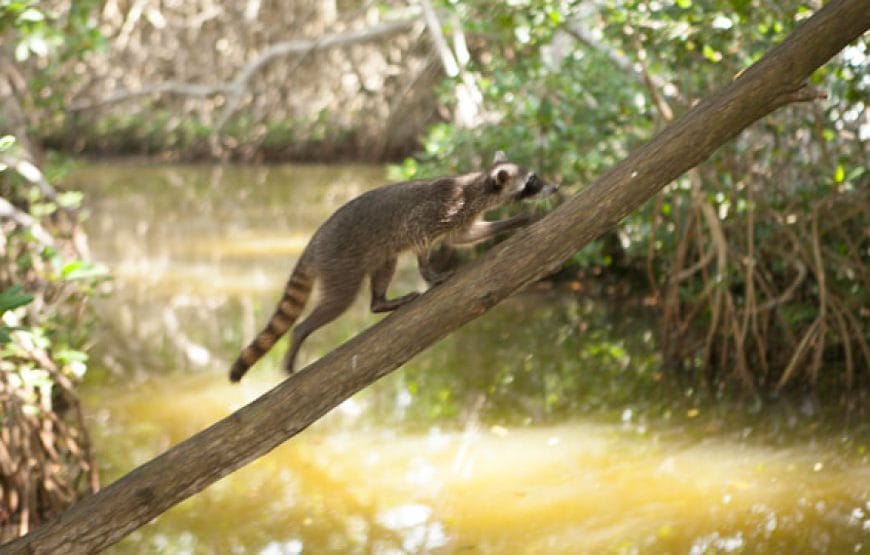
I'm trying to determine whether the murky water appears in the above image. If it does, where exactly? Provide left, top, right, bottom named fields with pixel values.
left=65, top=161, right=869, bottom=554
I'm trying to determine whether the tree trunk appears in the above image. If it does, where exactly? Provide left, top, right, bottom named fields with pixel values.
left=3, top=1, right=867, bottom=552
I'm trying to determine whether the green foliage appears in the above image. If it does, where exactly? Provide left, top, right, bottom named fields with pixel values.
left=0, top=0, right=105, bottom=60
left=0, top=155, right=107, bottom=378
left=0, top=284, right=33, bottom=343
left=1, top=0, right=104, bottom=129
left=396, top=0, right=868, bottom=393
left=0, top=4, right=108, bottom=527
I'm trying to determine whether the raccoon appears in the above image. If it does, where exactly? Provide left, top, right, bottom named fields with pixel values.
left=229, top=152, right=556, bottom=382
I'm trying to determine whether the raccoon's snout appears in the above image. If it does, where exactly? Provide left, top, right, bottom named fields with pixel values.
left=518, top=173, right=557, bottom=200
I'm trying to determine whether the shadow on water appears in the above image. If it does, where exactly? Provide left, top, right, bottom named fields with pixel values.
left=65, top=161, right=870, bottom=554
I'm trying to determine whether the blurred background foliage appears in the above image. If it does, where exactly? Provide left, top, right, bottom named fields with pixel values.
left=390, top=0, right=868, bottom=400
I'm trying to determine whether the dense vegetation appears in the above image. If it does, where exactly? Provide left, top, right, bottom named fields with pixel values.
left=392, top=0, right=868, bottom=400
left=0, top=0, right=105, bottom=539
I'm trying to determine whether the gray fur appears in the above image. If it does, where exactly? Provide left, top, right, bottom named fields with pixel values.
left=229, top=154, right=556, bottom=382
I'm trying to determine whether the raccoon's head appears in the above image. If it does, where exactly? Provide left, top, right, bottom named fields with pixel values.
left=486, top=151, right=558, bottom=203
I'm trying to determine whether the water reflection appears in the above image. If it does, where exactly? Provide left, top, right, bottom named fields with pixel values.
left=86, top=374, right=870, bottom=553
left=66, top=161, right=870, bottom=554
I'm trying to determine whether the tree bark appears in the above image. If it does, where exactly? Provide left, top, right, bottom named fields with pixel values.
left=3, top=1, right=867, bottom=552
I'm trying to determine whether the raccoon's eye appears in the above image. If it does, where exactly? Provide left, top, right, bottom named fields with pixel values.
left=488, top=168, right=510, bottom=192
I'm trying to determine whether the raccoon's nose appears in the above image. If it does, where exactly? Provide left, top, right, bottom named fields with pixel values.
left=526, top=174, right=544, bottom=194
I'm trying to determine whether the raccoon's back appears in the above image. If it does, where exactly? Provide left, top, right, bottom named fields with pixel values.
left=312, top=180, right=451, bottom=264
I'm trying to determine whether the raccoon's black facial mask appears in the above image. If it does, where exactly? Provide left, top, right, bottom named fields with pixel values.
left=517, top=173, right=556, bottom=200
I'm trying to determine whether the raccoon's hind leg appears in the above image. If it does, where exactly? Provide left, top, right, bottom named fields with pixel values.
left=283, top=271, right=362, bottom=374
left=370, top=257, right=419, bottom=313
left=417, top=246, right=458, bottom=286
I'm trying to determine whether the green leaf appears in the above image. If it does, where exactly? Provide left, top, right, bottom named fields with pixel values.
left=57, top=190, right=84, bottom=209
left=18, top=8, right=44, bottom=22
left=0, top=324, right=30, bottom=344
left=547, top=10, right=562, bottom=25
left=21, top=367, right=52, bottom=389
left=26, top=34, right=49, bottom=58
left=702, top=44, right=722, bottom=63
left=0, top=135, right=15, bottom=151
left=845, top=166, right=864, bottom=182
left=14, top=40, right=29, bottom=61
left=0, top=285, right=33, bottom=312
left=61, top=260, right=109, bottom=281
left=54, top=348, right=88, bottom=363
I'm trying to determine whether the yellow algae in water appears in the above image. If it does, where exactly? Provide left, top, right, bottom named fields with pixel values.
left=284, top=426, right=867, bottom=553
left=89, top=387, right=870, bottom=554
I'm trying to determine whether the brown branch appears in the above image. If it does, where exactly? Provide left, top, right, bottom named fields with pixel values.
left=419, top=0, right=482, bottom=127
left=0, top=154, right=59, bottom=202
left=830, top=294, right=870, bottom=373
left=829, top=302, right=854, bottom=387
left=807, top=206, right=828, bottom=384
left=776, top=317, right=822, bottom=390
left=0, top=196, right=55, bottom=248
left=68, top=81, right=227, bottom=111
left=673, top=240, right=715, bottom=282
left=3, top=1, right=867, bottom=553
left=756, top=259, right=807, bottom=312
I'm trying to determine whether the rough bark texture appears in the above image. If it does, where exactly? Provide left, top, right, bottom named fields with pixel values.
left=3, top=1, right=868, bottom=552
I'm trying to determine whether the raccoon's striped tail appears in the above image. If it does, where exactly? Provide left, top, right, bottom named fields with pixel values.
left=229, top=263, right=314, bottom=382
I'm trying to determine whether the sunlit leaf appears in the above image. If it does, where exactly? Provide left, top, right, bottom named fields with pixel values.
left=702, top=44, right=722, bottom=62
left=0, top=135, right=15, bottom=151
left=61, top=260, right=109, bottom=281
left=18, top=7, right=44, bottom=22
left=547, top=10, right=562, bottom=25
left=14, top=40, right=29, bottom=61
left=54, top=348, right=88, bottom=363
left=57, top=190, right=84, bottom=208
left=27, top=34, right=48, bottom=57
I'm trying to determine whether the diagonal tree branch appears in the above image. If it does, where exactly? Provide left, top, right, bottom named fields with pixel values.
left=3, top=1, right=867, bottom=553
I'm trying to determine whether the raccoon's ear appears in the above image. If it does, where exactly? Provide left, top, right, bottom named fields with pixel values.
left=493, top=151, right=507, bottom=164
left=486, top=168, right=510, bottom=193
